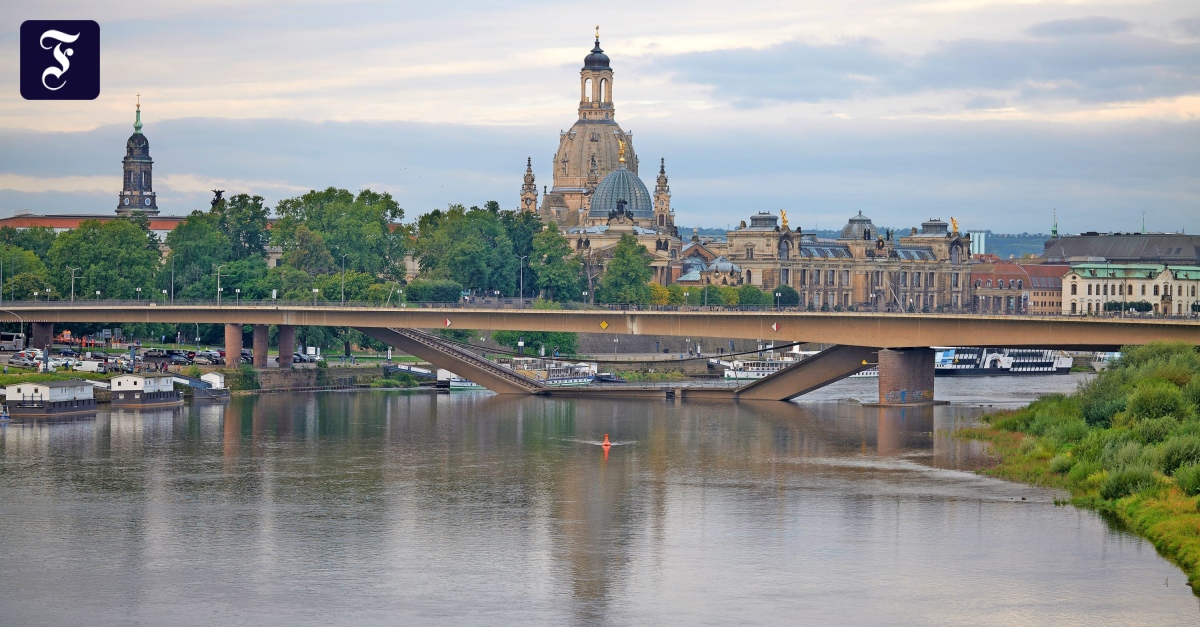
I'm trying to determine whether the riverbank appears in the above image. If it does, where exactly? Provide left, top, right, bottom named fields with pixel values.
left=962, top=341, right=1200, bottom=593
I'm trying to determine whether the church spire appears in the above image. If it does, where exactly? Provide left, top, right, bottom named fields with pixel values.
left=519, top=156, right=538, bottom=213
left=1052, top=208, right=1058, bottom=238
left=133, top=94, right=143, bottom=134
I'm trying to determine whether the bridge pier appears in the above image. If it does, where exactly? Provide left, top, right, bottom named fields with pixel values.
left=224, top=323, right=242, bottom=368
left=30, top=322, right=53, bottom=350
left=876, top=348, right=936, bottom=405
left=252, top=325, right=268, bottom=367
left=277, top=325, right=295, bottom=368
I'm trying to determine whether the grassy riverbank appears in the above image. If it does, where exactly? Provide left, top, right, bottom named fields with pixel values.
left=964, top=341, right=1200, bottom=591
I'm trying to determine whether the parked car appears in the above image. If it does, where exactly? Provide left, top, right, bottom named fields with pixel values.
left=8, top=356, right=37, bottom=368
left=193, top=355, right=219, bottom=365
left=293, top=352, right=311, bottom=363
left=144, top=348, right=168, bottom=358
left=169, top=354, right=193, bottom=366
left=58, top=348, right=80, bottom=357
left=197, top=349, right=221, bottom=360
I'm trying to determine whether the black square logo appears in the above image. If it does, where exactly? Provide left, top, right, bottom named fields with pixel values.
left=20, top=20, right=100, bottom=100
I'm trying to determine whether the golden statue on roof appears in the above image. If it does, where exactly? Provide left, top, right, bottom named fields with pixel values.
left=780, top=209, right=789, bottom=229
left=951, top=217, right=959, bottom=233
left=617, top=138, right=626, bottom=163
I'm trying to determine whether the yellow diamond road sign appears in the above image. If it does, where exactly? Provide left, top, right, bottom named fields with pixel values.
left=600, top=321, right=609, bottom=330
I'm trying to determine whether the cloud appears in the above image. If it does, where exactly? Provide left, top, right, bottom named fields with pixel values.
left=1179, top=17, right=1200, bottom=37
left=657, top=22, right=1200, bottom=106
left=0, top=116, right=1197, bottom=235
left=1027, top=17, right=1132, bottom=38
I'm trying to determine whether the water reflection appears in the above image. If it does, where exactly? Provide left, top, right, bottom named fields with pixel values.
left=0, top=390, right=1194, bottom=626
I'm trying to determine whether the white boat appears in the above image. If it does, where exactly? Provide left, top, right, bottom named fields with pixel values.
left=437, top=369, right=485, bottom=391
left=721, top=348, right=818, bottom=380
left=849, top=366, right=878, bottom=379
left=933, top=347, right=1073, bottom=376
left=1091, top=352, right=1121, bottom=372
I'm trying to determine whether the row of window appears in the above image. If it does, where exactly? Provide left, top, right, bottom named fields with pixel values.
left=1070, top=283, right=1198, bottom=297
left=974, top=278, right=1023, bottom=290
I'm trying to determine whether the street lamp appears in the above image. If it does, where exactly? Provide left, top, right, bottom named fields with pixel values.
left=340, top=254, right=349, bottom=305
left=775, top=292, right=781, bottom=308
left=518, top=255, right=527, bottom=309
left=33, top=291, right=38, bottom=301
left=312, top=288, right=319, bottom=305
left=68, top=266, right=81, bottom=301
left=214, top=264, right=226, bottom=305
left=136, top=287, right=141, bottom=303
left=95, top=290, right=100, bottom=299
left=161, top=289, right=168, bottom=303
left=45, top=287, right=51, bottom=301
left=235, top=288, right=241, bottom=306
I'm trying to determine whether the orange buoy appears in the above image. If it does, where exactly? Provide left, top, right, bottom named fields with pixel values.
left=602, top=434, right=611, bottom=447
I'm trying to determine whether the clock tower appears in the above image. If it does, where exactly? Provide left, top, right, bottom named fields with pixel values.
left=117, top=97, right=159, bottom=216
left=519, top=157, right=538, bottom=213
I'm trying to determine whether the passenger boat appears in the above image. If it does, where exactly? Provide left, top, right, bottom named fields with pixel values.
left=437, top=370, right=486, bottom=391
left=5, top=380, right=98, bottom=417
left=933, top=347, right=1073, bottom=376
left=719, top=348, right=818, bottom=380
left=499, top=357, right=597, bottom=387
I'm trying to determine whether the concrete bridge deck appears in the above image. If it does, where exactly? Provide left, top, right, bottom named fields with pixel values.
left=2, top=302, right=1198, bottom=348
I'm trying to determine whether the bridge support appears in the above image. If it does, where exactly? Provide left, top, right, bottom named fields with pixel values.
left=252, top=325, right=268, bottom=367
left=877, top=348, right=935, bottom=405
left=278, top=325, right=295, bottom=368
left=224, top=323, right=242, bottom=368
left=31, top=322, right=53, bottom=350
left=735, top=345, right=877, bottom=401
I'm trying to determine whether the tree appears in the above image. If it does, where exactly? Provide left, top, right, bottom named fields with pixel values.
left=0, top=244, right=48, bottom=280
left=738, top=284, right=764, bottom=306
left=666, top=284, right=686, bottom=305
left=0, top=227, right=56, bottom=263
left=217, top=193, right=269, bottom=260
left=406, top=279, right=464, bottom=302
left=274, top=187, right=407, bottom=280
left=413, top=204, right=517, bottom=295
left=719, top=286, right=740, bottom=306
left=650, top=283, right=670, bottom=305
left=48, top=219, right=160, bottom=300
left=282, top=225, right=336, bottom=274
left=700, top=284, right=725, bottom=305
left=4, top=272, right=52, bottom=301
left=597, top=234, right=653, bottom=305
left=162, top=210, right=230, bottom=299
left=531, top=224, right=582, bottom=301
left=776, top=285, right=800, bottom=306
left=501, top=208, right=543, bottom=298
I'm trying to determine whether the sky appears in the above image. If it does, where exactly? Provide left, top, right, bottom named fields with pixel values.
left=1, top=0, right=1198, bottom=234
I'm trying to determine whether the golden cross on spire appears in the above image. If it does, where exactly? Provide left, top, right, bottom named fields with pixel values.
left=136, top=93, right=141, bottom=109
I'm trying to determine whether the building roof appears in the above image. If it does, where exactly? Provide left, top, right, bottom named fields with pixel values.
left=838, top=211, right=876, bottom=240
left=1044, top=233, right=1200, bottom=263
left=6, top=379, right=89, bottom=388
left=589, top=165, right=653, bottom=219
left=1068, top=263, right=1200, bottom=280
left=583, top=37, right=611, bottom=70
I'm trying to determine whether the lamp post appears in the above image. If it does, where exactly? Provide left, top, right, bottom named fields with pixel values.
left=582, top=290, right=588, bottom=306
left=45, top=287, right=51, bottom=301
left=683, top=291, right=689, bottom=310
left=775, top=292, right=781, bottom=309
left=161, top=289, right=168, bottom=303
left=518, top=255, right=527, bottom=309
left=340, top=254, right=349, bottom=305
left=95, top=290, right=100, bottom=299
left=312, top=288, right=319, bottom=306
left=69, top=267, right=81, bottom=301
left=136, top=287, right=141, bottom=303
left=235, top=288, right=241, bottom=306
left=34, top=291, right=38, bottom=301
left=214, top=264, right=226, bottom=306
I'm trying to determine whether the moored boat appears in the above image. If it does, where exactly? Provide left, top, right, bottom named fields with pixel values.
left=934, top=347, right=1073, bottom=376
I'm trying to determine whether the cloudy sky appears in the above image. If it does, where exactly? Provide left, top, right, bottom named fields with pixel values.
left=2, top=0, right=1198, bottom=233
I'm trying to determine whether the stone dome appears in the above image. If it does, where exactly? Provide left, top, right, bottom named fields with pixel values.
left=584, top=39, right=610, bottom=70
left=838, top=211, right=876, bottom=240
left=590, top=164, right=652, bottom=219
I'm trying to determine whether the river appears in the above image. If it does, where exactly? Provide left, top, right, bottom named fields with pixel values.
left=1, top=374, right=1197, bottom=625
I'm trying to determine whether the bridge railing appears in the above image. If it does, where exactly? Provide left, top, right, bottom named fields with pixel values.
left=0, top=298, right=1194, bottom=319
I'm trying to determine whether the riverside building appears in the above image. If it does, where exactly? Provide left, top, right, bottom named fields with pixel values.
left=1062, top=264, right=1200, bottom=316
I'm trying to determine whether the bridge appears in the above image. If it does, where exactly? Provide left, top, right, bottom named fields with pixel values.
left=4, top=301, right=1198, bottom=405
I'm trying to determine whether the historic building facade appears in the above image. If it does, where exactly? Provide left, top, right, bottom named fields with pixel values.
left=1062, top=264, right=1200, bottom=316
left=720, top=212, right=972, bottom=311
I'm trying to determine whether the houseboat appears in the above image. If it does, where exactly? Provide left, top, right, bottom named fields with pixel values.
left=497, top=357, right=597, bottom=386
left=437, top=369, right=485, bottom=391
left=194, top=372, right=231, bottom=400
left=111, top=373, right=183, bottom=407
left=933, top=347, right=1074, bottom=376
left=5, top=379, right=97, bottom=417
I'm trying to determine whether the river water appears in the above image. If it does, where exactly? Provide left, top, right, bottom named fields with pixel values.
left=1, top=374, right=1197, bottom=625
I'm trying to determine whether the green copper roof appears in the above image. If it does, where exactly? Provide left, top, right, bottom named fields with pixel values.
left=133, top=106, right=143, bottom=134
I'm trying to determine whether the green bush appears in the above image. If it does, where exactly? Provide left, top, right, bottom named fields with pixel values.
left=1173, top=463, right=1200, bottom=496
left=1099, top=465, right=1156, bottom=500
left=1127, top=380, right=1189, bottom=422
left=1066, top=460, right=1101, bottom=486
left=1134, top=416, right=1179, bottom=444
left=405, top=279, right=464, bottom=303
left=1044, top=421, right=1089, bottom=447
left=1118, top=342, right=1198, bottom=370
left=1183, top=378, right=1200, bottom=411
left=1048, top=454, right=1076, bottom=474
left=1103, top=440, right=1148, bottom=469
left=235, top=363, right=260, bottom=391
left=1153, top=435, right=1200, bottom=474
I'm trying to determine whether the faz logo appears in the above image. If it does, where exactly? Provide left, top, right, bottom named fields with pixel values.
left=20, top=20, right=100, bottom=100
